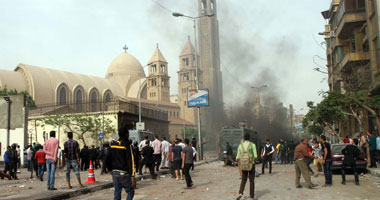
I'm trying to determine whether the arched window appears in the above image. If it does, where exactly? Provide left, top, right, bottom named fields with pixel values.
left=74, top=88, right=83, bottom=111
left=104, top=91, right=112, bottom=102
left=89, top=89, right=99, bottom=112
left=58, top=87, right=67, bottom=105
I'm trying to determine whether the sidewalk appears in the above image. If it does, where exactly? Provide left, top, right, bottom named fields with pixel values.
left=0, top=156, right=218, bottom=200
left=367, top=167, right=380, bottom=177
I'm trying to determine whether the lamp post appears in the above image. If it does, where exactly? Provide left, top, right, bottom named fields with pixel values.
left=172, top=11, right=214, bottom=160
left=250, top=85, right=268, bottom=101
left=3, top=97, right=12, bottom=147
left=138, top=63, right=152, bottom=129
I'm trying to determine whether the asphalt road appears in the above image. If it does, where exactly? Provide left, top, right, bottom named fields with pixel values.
left=70, top=161, right=380, bottom=200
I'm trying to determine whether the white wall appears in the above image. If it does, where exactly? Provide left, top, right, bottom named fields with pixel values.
left=0, top=128, right=26, bottom=164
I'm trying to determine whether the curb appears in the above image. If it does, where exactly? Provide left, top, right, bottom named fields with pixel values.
left=367, top=168, right=380, bottom=177
left=22, top=159, right=218, bottom=200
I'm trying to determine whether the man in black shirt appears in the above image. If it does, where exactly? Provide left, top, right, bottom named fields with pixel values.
left=105, top=125, right=136, bottom=200
left=80, top=146, right=89, bottom=171
left=224, top=142, right=234, bottom=166
left=261, top=139, right=274, bottom=174
left=140, top=140, right=156, bottom=179
left=321, top=135, right=332, bottom=187
left=341, top=139, right=362, bottom=185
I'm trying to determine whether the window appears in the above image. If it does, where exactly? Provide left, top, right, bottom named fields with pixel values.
left=201, top=0, right=207, bottom=14
left=162, top=80, right=165, bottom=86
left=152, top=79, right=157, bottom=86
left=160, top=65, right=165, bottom=72
left=182, top=58, right=189, bottom=66
left=75, top=89, right=82, bottom=111
left=59, top=87, right=67, bottom=105
left=105, top=92, right=112, bottom=102
left=183, top=73, right=189, bottom=81
left=211, top=0, right=215, bottom=12
left=371, top=0, right=376, bottom=13
left=151, top=64, right=157, bottom=72
left=90, top=89, right=99, bottom=112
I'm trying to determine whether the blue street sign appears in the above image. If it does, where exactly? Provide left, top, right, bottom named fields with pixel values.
left=99, top=132, right=104, bottom=140
left=188, top=89, right=209, bottom=107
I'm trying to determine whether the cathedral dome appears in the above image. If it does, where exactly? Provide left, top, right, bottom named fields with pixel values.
left=106, top=52, right=145, bottom=78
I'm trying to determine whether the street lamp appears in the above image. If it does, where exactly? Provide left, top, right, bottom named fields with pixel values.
left=138, top=62, right=152, bottom=129
left=3, top=97, right=12, bottom=147
left=172, top=11, right=214, bottom=160
left=250, top=85, right=268, bottom=101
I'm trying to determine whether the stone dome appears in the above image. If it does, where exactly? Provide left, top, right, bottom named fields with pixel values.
left=106, top=53, right=146, bottom=78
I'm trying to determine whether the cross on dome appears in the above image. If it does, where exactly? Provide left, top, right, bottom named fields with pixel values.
left=123, top=45, right=128, bottom=53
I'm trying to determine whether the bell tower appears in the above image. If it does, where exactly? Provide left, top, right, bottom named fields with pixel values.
left=147, top=45, right=170, bottom=102
left=197, top=0, right=224, bottom=133
left=178, top=37, right=198, bottom=124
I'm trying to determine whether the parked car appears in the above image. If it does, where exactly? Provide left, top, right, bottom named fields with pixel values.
left=331, top=144, right=367, bottom=170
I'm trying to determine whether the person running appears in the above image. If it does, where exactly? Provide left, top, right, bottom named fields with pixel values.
left=35, top=145, right=46, bottom=181
left=152, top=135, right=162, bottom=172
left=320, top=135, right=332, bottom=187
left=312, top=141, right=323, bottom=177
left=161, top=137, right=170, bottom=169
left=182, top=139, right=194, bottom=189
left=43, top=131, right=59, bottom=190
left=236, top=133, right=257, bottom=200
left=63, top=132, right=83, bottom=189
left=341, top=139, right=362, bottom=185
left=105, top=125, right=136, bottom=200
left=172, top=139, right=183, bottom=180
left=140, top=140, right=156, bottom=179
left=261, top=139, right=274, bottom=174
left=294, top=139, right=318, bottom=189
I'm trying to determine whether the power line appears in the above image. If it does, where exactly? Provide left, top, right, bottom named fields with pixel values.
left=150, top=0, right=173, bottom=13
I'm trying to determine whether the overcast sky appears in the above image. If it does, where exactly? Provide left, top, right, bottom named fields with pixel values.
left=0, top=0, right=330, bottom=114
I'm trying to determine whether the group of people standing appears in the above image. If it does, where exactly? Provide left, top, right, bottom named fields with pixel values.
left=1, top=131, right=83, bottom=190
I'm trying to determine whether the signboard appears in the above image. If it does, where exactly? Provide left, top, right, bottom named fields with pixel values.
left=300, top=131, right=305, bottom=134
left=295, top=124, right=303, bottom=130
left=99, top=132, right=104, bottom=140
left=136, top=122, right=145, bottom=131
left=188, top=89, right=209, bottom=107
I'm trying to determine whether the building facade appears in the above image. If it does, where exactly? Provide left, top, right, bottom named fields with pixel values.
left=322, top=0, right=380, bottom=135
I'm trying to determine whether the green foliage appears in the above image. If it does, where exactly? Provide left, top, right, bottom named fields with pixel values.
left=42, top=113, right=116, bottom=146
left=0, top=87, right=36, bottom=108
left=307, top=124, right=324, bottom=136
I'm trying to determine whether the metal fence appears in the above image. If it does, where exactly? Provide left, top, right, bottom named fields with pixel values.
left=29, top=100, right=168, bottom=120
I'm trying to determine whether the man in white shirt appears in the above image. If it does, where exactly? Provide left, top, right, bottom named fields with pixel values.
left=139, top=135, right=149, bottom=151
left=178, top=139, right=185, bottom=149
left=312, top=141, right=323, bottom=177
left=161, top=137, right=170, bottom=169
left=152, top=136, right=162, bottom=171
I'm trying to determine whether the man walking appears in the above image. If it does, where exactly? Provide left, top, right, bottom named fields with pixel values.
left=64, top=132, right=83, bottom=189
left=43, top=131, right=59, bottom=190
left=1, top=146, right=12, bottom=180
left=35, top=145, right=46, bottom=181
left=261, top=139, right=274, bottom=174
left=341, top=139, right=362, bottom=185
left=140, top=140, right=156, bottom=179
left=294, top=139, right=318, bottom=189
left=167, top=140, right=176, bottom=178
left=279, top=140, right=287, bottom=164
left=161, top=137, right=170, bottom=169
left=172, top=139, right=183, bottom=180
left=367, top=131, right=377, bottom=168
left=236, top=133, right=257, bottom=200
left=152, top=135, right=162, bottom=172
left=320, top=135, right=332, bottom=187
left=275, top=141, right=281, bottom=164
left=182, top=139, right=194, bottom=189
left=105, top=125, right=136, bottom=200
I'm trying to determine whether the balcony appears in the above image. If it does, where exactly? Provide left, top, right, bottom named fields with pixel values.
left=332, top=0, right=366, bottom=39
left=337, top=52, right=370, bottom=72
left=336, top=11, right=366, bottom=39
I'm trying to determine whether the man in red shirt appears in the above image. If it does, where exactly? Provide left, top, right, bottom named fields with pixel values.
left=343, top=136, right=350, bottom=144
left=35, top=145, right=46, bottom=181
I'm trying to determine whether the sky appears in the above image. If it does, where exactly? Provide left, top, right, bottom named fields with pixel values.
left=0, top=0, right=331, bottom=114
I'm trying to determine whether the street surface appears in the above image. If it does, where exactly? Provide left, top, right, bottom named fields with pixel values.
left=70, top=161, right=380, bottom=200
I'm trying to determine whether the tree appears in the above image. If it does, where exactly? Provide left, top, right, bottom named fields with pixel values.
left=0, top=87, right=36, bottom=108
left=41, top=113, right=116, bottom=146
